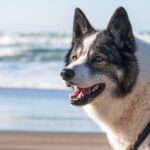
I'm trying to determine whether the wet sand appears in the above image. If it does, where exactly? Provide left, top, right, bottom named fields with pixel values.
left=0, top=132, right=111, bottom=150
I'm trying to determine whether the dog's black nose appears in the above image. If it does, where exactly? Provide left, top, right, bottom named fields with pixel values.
left=60, top=69, right=75, bottom=80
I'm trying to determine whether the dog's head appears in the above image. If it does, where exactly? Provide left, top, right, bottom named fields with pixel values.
left=60, top=7, right=138, bottom=106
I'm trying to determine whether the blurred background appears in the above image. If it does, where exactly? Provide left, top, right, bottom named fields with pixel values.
left=0, top=0, right=150, bottom=133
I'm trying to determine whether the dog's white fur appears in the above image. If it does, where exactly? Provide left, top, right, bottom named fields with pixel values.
left=82, top=38, right=150, bottom=150
left=67, top=34, right=150, bottom=149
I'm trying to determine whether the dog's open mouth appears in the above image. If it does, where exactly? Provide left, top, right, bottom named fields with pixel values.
left=69, top=83, right=105, bottom=106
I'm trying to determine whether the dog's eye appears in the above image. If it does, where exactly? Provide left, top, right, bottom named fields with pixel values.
left=93, top=56, right=104, bottom=62
left=72, top=55, right=78, bottom=61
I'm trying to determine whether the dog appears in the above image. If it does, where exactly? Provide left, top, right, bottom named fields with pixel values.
left=60, top=7, right=150, bottom=150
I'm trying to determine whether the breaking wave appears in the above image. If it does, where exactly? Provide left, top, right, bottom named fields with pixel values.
left=0, top=33, right=71, bottom=62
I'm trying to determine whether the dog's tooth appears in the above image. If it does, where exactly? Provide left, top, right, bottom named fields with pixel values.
left=93, top=87, right=97, bottom=92
left=92, top=85, right=100, bottom=92
left=77, top=92, right=84, bottom=99
left=74, top=86, right=77, bottom=90
left=72, top=98, right=78, bottom=101
left=77, top=93, right=81, bottom=99
left=92, top=88, right=96, bottom=92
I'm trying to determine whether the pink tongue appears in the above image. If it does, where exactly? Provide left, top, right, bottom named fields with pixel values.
left=71, top=87, right=81, bottom=98
left=71, top=87, right=91, bottom=99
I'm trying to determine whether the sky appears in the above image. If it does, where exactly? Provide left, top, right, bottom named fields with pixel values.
left=0, top=0, right=149, bottom=33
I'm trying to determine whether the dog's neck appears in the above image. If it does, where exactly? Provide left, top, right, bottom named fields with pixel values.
left=83, top=81, right=150, bottom=149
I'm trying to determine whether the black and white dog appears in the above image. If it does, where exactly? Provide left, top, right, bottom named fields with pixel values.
left=61, top=7, right=150, bottom=150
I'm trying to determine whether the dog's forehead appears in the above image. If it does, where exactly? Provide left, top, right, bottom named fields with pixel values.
left=82, top=33, right=99, bottom=54
left=71, top=31, right=112, bottom=58
left=81, top=31, right=111, bottom=55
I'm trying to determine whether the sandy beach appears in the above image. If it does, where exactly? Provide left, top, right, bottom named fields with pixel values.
left=0, top=132, right=111, bottom=150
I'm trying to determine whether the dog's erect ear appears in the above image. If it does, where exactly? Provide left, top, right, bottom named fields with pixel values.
left=73, top=8, right=95, bottom=42
left=107, top=7, right=136, bottom=52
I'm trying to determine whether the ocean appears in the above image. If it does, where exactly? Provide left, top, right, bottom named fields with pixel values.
left=0, top=32, right=149, bottom=132
left=0, top=88, right=100, bottom=132
left=0, top=33, right=69, bottom=89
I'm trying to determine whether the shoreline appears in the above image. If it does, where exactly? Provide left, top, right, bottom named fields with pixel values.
left=0, top=87, right=69, bottom=91
left=0, top=131, right=111, bottom=150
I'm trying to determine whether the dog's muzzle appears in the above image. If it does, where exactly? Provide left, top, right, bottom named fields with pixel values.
left=60, top=68, right=105, bottom=107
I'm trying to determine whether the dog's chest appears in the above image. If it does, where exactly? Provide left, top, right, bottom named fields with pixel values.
left=83, top=104, right=130, bottom=149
